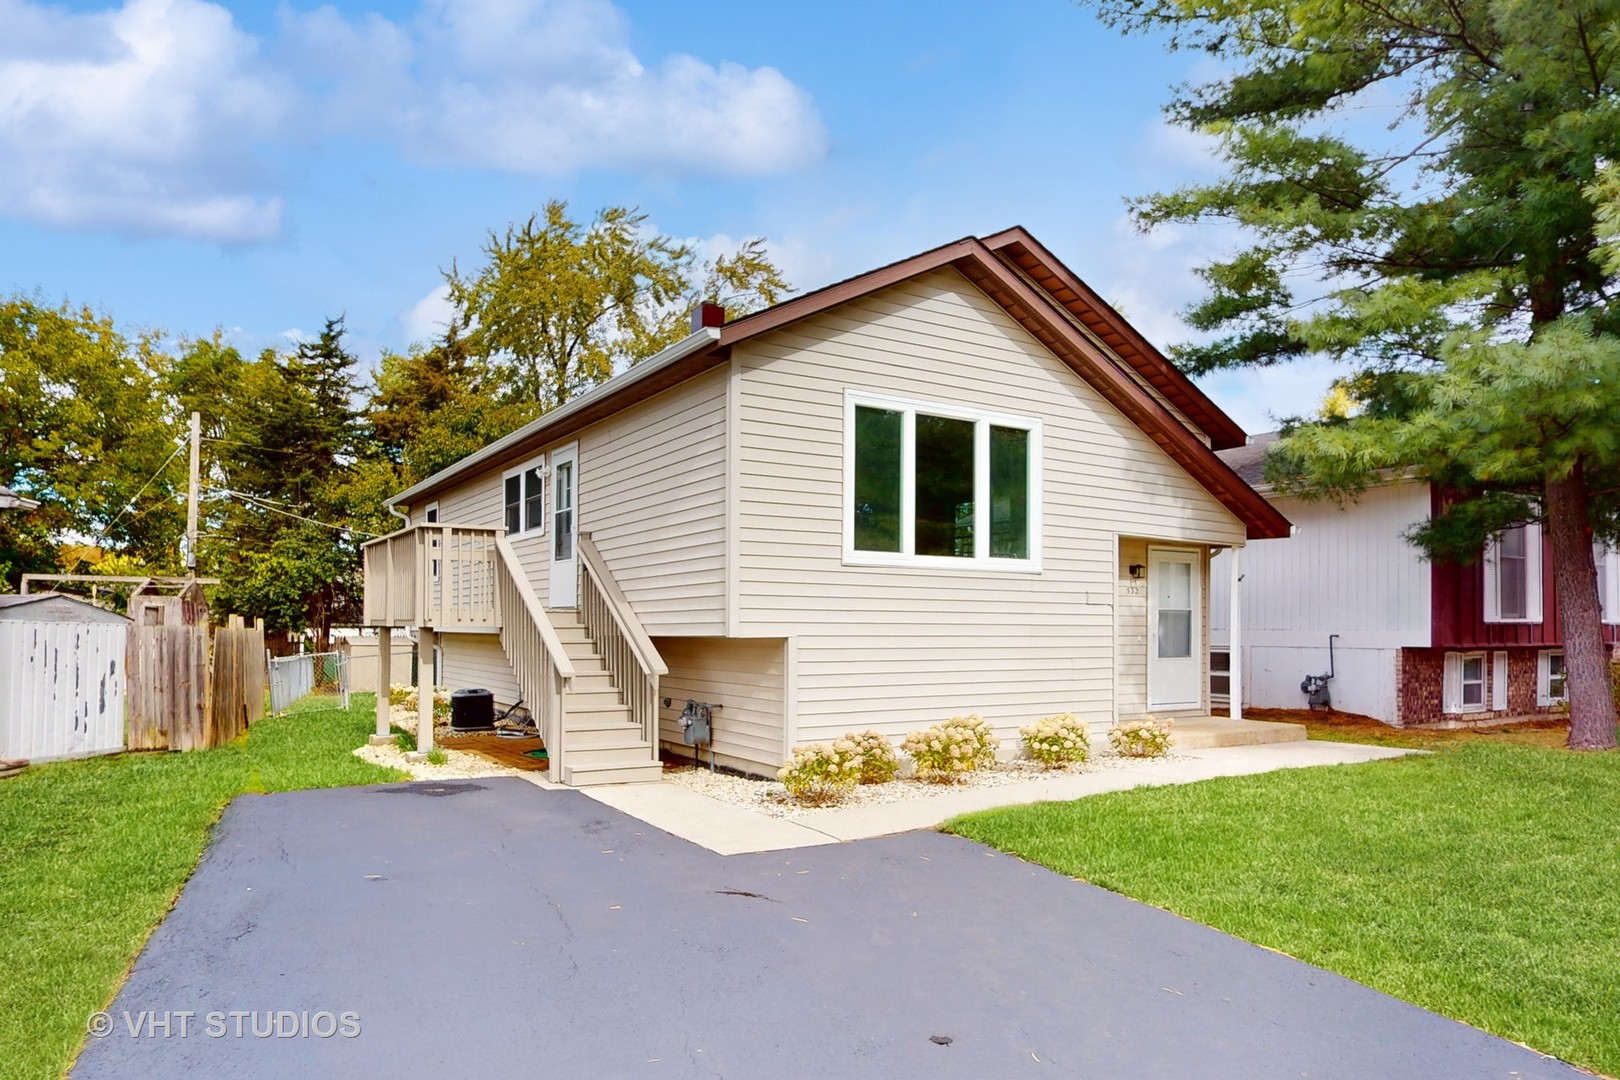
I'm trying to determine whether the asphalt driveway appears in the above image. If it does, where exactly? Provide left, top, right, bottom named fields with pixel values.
left=73, top=777, right=1580, bottom=1079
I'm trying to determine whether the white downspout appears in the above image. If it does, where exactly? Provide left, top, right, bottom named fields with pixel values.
left=1229, top=543, right=1244, bottom=722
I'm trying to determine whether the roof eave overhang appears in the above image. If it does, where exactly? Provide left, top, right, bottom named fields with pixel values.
left=388, top=327, right=725, bottom=508
left=979, top=227, right=1248, bottom=452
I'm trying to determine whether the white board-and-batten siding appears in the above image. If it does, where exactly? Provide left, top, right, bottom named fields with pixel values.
left=0, top=621, right=127, bottom=762
left=733, top=267, right=1245, bottom=748
left=1209, top=480, right=1429, bottom=722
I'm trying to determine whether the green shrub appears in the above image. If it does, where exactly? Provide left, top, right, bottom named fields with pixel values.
left=777, top=739, right=863, bottom=805
left=903, top=715, right=999, bottom=782
left=847, top=730, right=901, bottom=784
left=1021, top=713, right=1091, bottom=767
left=388, top=683, right=413, bottom=707
left=394, top=729, right=416, bottom=753
left=1110, top=716, right=1173, bottom=758
left=425, top=747, right=448, bottom=766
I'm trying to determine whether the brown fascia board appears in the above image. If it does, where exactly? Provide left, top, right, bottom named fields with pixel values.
left=398, top=230, right=1288, bottom=539
left=980, top=227, right=1249, bottom=452
left=948, top=240, right=1291, bottom=541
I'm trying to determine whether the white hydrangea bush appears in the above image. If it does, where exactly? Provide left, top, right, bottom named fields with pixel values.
left=1020, top=713, right=1091, bottom=768
left=847, top=730, right=901, bottom=784
left=777, top=738, right=864, bottom=805
left=903, top=714, right=999, bottom=783
left=1109, top=716, right=1173, bottom=758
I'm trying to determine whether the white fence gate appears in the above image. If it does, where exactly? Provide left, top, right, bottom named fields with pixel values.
left=0, top=620, right=127, bottom=763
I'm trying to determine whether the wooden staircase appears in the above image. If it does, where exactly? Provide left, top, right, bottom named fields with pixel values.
left=549, top=613, right=664, bottom=786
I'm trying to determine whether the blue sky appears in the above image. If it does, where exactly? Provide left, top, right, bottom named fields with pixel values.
left=0, top=0, right=1340, bottom=432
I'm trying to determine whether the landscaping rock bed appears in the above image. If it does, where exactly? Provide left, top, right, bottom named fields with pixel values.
left=353, top=741, right=528, bottom=782
left=665, top=752, right=1182, bottom=818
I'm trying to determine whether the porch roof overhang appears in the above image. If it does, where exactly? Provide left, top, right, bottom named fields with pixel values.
left=390, top=229, right=1291, bottom=541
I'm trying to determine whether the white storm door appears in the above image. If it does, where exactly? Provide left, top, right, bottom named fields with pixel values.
left=549, top=444, right=579, bottom=608
left=1147, top=547, right=1202, bottom=710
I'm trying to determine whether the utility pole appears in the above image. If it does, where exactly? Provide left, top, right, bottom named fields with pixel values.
left=186, top=411, right=200, bottom=576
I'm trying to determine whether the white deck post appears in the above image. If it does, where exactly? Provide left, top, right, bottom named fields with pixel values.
left=1228, top=544, right=1244, bottom=722
left=416, top=627, right=436, bottom=755
left=372, top=632, right=393, bottom=743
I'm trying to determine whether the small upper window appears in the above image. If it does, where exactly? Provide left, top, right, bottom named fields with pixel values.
left=846, top=392, right=1040, bottom=570
left=503, top=459, right=545, bottom=536
left=1597, top=543, right=1620, bottom=625
left=424, top=503, right=439, bottom=524
left=1484, top=524, right=1542, bottom=624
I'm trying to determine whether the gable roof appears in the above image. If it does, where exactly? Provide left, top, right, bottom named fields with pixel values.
left=1216, top=432, right=1282, bottom=487
left=392, top=229, right=1290, bottom=541
left=0, top=593, right=129, bottom=623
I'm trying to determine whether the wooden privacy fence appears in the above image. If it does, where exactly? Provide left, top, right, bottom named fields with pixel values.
left=126, top=583, right=267, bottom=751
left=211, top=615, right=267, bottom=743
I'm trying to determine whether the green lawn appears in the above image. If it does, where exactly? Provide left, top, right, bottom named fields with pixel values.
left=948, top=743, right=1620, bottom=1077
left=0, top=693, right=403, bottom=1080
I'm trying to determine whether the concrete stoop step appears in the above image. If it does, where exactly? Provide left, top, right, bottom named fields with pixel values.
left=1170, top=717, right=1308, bottom=750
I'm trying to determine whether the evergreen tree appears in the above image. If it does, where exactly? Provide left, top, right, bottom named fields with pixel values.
left=1088, top=0, right=1620, bottom=748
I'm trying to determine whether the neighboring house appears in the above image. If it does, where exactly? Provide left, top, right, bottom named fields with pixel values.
left=1210, top=433, right=1620, bottom=726
left=362, top=228, right=1289, bottom=785
left=0, top=483, right=39, bottom=511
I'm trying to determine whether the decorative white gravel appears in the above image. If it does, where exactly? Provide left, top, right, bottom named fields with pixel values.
left=664, top=753, right=1184, bottom=818
left=353, top=740, right=528, bottom=781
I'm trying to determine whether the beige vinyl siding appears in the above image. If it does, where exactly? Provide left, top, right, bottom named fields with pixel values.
left=403, top=367, right=729, bottom=627
left=1114, top=538, right=1211, bottom=721
left=734, top=267, right=1242, bottom=748
left=438, top=632, right=521, bottom=706
left=578, top=367, right=727, bottom=633
left=654, top=636, right=786, bottom=776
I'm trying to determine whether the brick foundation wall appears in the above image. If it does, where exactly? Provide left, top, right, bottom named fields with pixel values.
left=1395, top=646, right=1611, bottom=725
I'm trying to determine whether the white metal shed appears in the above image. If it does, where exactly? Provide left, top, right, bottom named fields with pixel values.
left=0, top=594, right=129, bottom=763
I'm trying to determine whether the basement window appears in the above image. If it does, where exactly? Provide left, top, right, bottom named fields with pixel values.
left=845, top=391, right=1041, bottom=571
left=1209, top=649, right=1231, bottom=703
left=1537, top=651, right=1567, bottom=707
left=1444, top=651, right=1487, bottom=714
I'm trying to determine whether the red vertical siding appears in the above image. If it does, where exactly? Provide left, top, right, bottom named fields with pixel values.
left=1429, top=486, right=1620, bottom=649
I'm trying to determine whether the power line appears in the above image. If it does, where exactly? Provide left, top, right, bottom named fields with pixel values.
left=102, top=442, right=186, bottom=540
left=206, top=488, right=382, bottom=538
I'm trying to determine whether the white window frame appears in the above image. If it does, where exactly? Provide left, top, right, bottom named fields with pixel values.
left=1483, top=523, right=1543, bottom=624
left=842, top=390, right=1043, bottom=572
left=501, top=456, right=548, bottom=538
left=1596, top=542, right=1620, bottom=625
left=1537, top=650, right=1568, bottom=707
left=1443, top=651, right=1488, bottom=714
left=424, top=502, right=440, bottom=524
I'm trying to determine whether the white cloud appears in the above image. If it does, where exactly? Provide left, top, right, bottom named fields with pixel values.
left=283, top=0, right=826, bottom=176
left=0, top=0, right=287, bottom=241
left=0, top=0, right=826, bottom=242
left=402, top=283, right=455, bottom=344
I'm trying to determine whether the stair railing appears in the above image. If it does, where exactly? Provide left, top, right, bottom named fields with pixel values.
left=576, top=532, right=668, bottom=749
left=493, top=536, right=576, bottom=782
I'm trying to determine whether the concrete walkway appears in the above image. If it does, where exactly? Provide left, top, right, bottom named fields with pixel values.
left=584, top=740, right=1415, bottom=856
